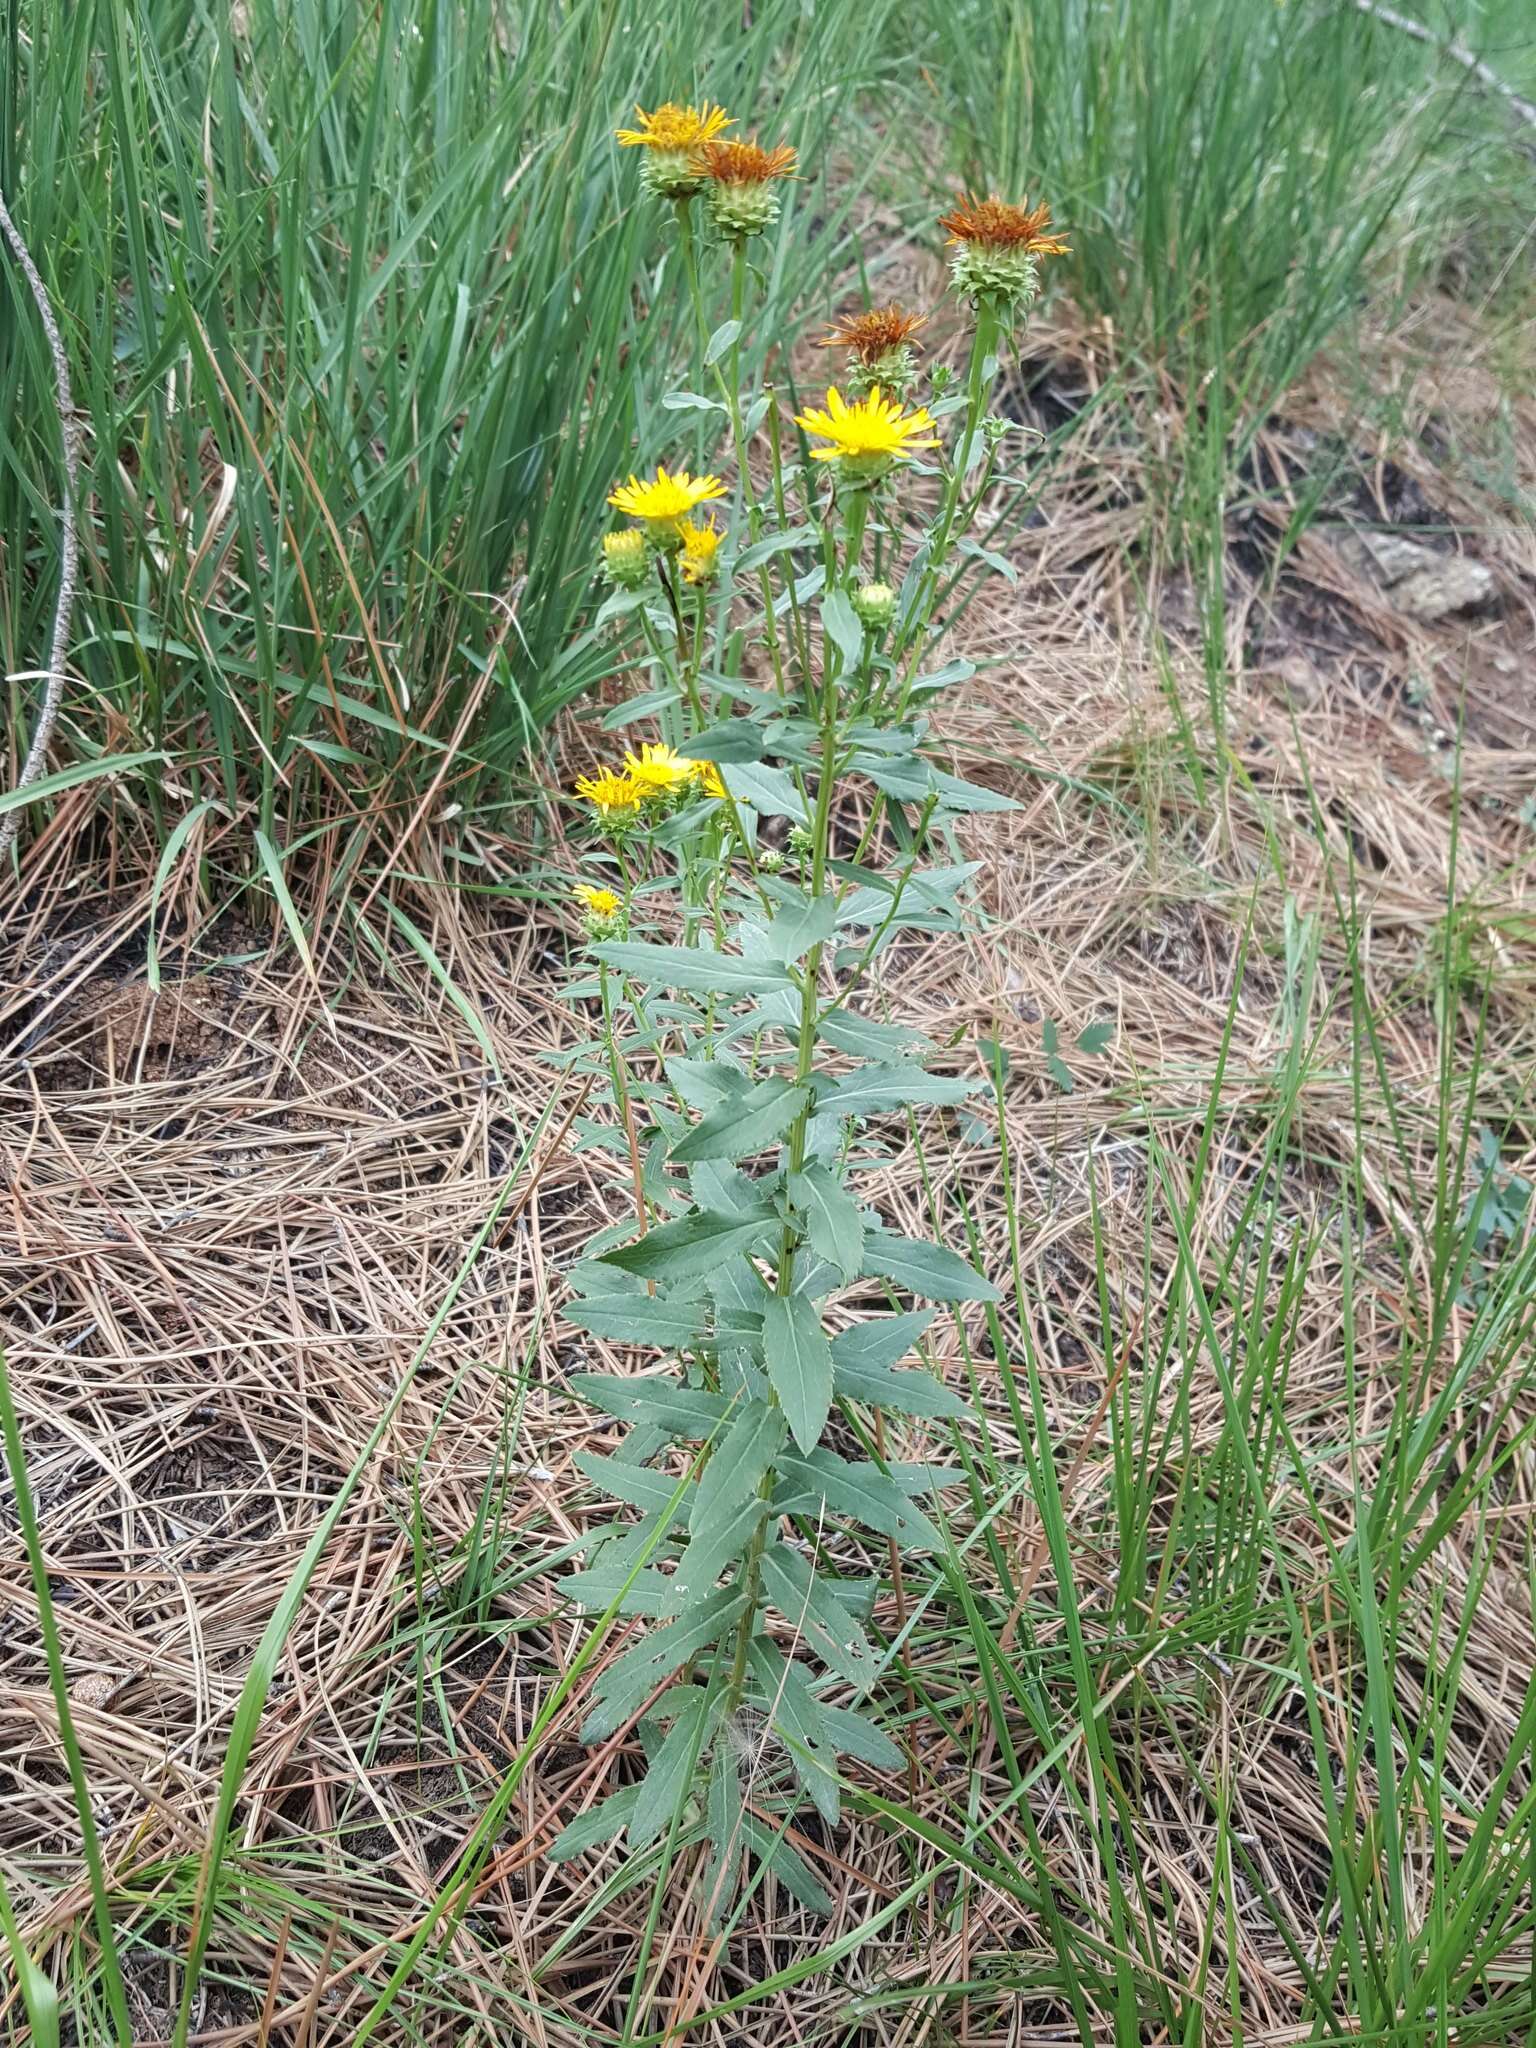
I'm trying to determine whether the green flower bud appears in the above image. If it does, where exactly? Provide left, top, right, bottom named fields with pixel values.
left=846, top=346, right=920, bottom=402
left=706, top=180, right=782, bottom=239
left=852, top=581, right=897, bottom=631
left=639, top=149, right=707, bottom=201
left=948, top=243, right=1041, bottom=314
left=601, top=529, right=652, bottom=591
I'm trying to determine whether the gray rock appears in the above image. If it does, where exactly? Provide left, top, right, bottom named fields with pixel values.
left=1327, top=525, right=1495, bottom=620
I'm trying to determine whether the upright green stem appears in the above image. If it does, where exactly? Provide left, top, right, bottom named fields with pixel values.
left=930, top=301, right=996, bottom=576
left=887, top=303, right=997, bottom=723
left=674, top=200, right=711, bottom=370
left=842, top=486, right=869, bottom=591
left=766, top=396, right=810, bottom=694
left=726, top=673, right=839, bottom=1706
left=599, top=963, right=648, bottom=1230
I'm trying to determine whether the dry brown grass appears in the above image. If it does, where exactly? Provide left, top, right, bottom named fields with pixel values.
left=1, top=288, right=1534, bottom=2046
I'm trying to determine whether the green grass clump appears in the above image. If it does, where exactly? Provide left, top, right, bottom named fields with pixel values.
left=1, top=0, right=895, bottom=877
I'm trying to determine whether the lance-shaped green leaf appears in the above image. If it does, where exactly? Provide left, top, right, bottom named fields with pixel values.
left=773, top=1447, right=944, bottom=1551
left=581, top=1586, right=746, bottom=1742
left=690, top=1401, right=785, bottom=1535
left=815, top=1697, right=904, bottom=1771
left=762, top=1292, right=834, bottom=1453
left=598, top=1206, right=779, bottom=1284
left=563, top=1295, right=714, bottom=1348
left=671, top=1493, right=768, bottom=1603
left=739, top=1818, right=833, bottom=1915
left=592, top=940, right=796, bottom=996
left=574, top=1452, right=693, bottom=1527
left=820, top=586, right=865, bottom=672
left=676, top=717, right=766, bottom=763
left=762, top=893, right=838, bottom=966
left=672, top=1406, right=782, bottom=1603
left=670, top=1078, right=810, bottom=1165
left=834, top=862, right=982, bottom=928
left=831, top=1309, right=936, bottom=1372
left=688, top=1158, right=770, bottom=1215
left=723, top=761, right=808, bottom=823
left=788, top=1162, right=866, bottom=1283
left=758, top=1543, right=880, bottom=1691
left=889, top=1461, right=966, bottom=1494
left=562, top=1564, right=681, bottom=1617
left=814, top=1066, right=978, bottom=1117
left=928, top=767, right=1021, bottom=813
left=734, top=521, right=819, bottom=573
left=702, top=1740, right=745, bottom=1925
left=628, top=1685, right=719, bottom=1852
left=862, top=1227, right=999, bottom=1302
left=746, top=1638, right=843, bottom=1824
left=665, top=1056, right=753, bottom=1112
left=855, top=751, right=930, bottom=801
left=829, top=1310, right=969, bottom=1418
left=818, top=1009, right=932, bottom=1060
left=571, top=1374, right=731, bottom=1435
left=550, top=1785, right=641, bottom=1862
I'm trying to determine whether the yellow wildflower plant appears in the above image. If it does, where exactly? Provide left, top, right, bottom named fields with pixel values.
left=608, top=465, right=728, bottom=536
left=678, top=515, right=723, bottom=586
left=556, top=114, right=1069, bottom=1925
left=615, top=101, right=733, bottom=200
left=572, top=766, right=642, bottom=822
left=793, top=386, right=940, bottom=481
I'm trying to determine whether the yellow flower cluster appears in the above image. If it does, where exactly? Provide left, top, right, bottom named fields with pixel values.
left=614, top=103, right=795, bottom=227
left=606, top=103, right=1068, bottom=535
left=572, top=743, right=725, bottom=827
left=599, top=473, right=727, bottom=593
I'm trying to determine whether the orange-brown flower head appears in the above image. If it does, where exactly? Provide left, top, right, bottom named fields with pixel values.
left=822, top=305, right=927, bottom=397
left=616, top=101, right=733, bottom=200
left=939, top=195, right=1068, bottom=312
left=697, top=138, right=796, bottom=238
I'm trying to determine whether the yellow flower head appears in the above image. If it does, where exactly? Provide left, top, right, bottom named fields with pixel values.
left=624, top=741, right=696, bottom=796
left=693, top=760, right=726, bottom=799
left=572, top=882, right=622, bottom=917
left=615, top=102, right=733, bottom=151
left=616, top=102, right=734, bottom=197
left=793, top=386, right=940, bottom=475
left=608, top=465, right=728, bottom=531
left=573, top=767, right=643, bottom=820
left=679, top=516, right=723, bottom=586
